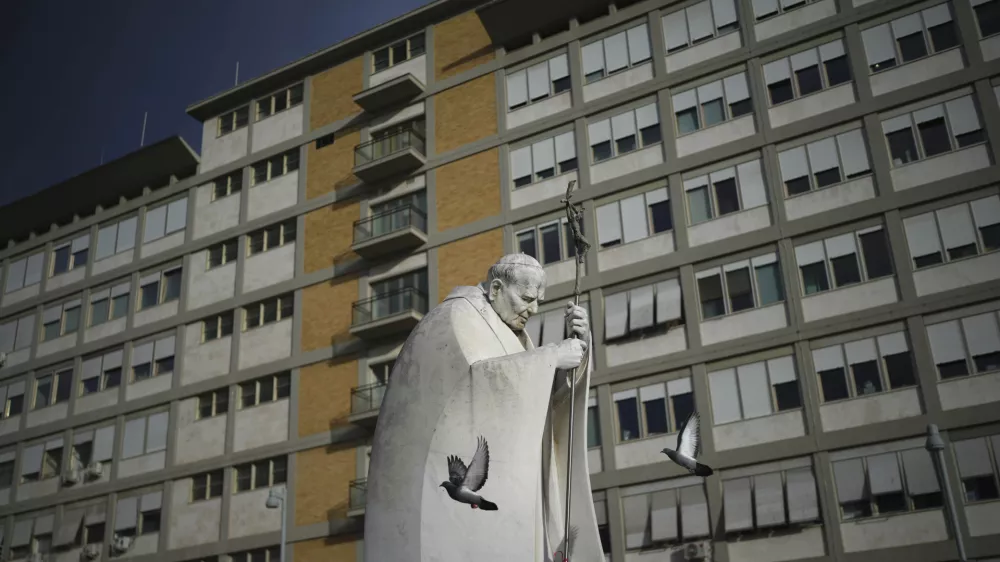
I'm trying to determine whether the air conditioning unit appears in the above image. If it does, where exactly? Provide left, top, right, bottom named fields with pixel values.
left=80, top=545, right=101, bottom=561
left=684, top=542, right=707, bottom=561
left=63, top=467, right=82, bottom=485
left=110, top=535, right=132, bottom=556
left=84, top=462, right=104, bottom=480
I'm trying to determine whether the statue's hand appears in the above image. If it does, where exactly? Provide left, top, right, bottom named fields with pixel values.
left=565, top=301, right=590, bottom=341
left=555, top=338, right=588, bottom=370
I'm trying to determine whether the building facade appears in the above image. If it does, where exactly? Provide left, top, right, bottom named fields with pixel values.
left=2, top=0, right=1000, bottom=560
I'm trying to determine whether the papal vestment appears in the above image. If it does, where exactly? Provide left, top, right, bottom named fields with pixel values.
left=363, top=284, right=603, bottom=562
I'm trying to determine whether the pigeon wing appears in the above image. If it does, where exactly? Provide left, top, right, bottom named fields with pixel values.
left=463, top=436, right=491, bottom=492
left=447, top=455, right=468, bottom=487
left=676, top=412, right=702, bottom=459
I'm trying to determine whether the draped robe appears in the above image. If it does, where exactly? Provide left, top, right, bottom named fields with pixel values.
left=363, top=284, right=602, bottom=562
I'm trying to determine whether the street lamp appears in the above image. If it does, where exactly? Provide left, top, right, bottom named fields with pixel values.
left=925, top=424, right=968, bottom=562
left=265, top=487, right=287, bottom=562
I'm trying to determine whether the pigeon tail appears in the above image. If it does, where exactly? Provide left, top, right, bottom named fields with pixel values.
left=478, top=498, right=499, bottom=511
left=694, top=463, right=714, bottom=477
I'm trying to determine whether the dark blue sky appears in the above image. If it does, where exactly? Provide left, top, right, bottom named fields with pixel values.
left=0, top=0, right=434, bottom=207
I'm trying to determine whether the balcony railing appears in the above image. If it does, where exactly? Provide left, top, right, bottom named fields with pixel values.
left=352, top=287, right=428, bottom=326
left=349, top=478, right=368, bottom=512
left=351, top=381, right=388, bottom=415
left=354, top=205, right=427, bottom=243
left=354, top=125, right=426, bottom=167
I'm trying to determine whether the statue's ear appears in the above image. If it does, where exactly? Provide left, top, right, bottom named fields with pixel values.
left=488, top=278, right=504, bottom=300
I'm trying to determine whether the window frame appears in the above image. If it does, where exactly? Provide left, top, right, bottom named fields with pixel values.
left=211, top=171, right=243, bottom=201
left=509, top=131, right=578, bottom=189
left=696, top=254, right=785, bottom=320
left=138, top=266, right=183, bottom=310
left=834, top=449, right=944, bottom=521
left=708, top=356, right=803, bottom=425
left=32, top=368, right=73, bottom=410
left=812, top=331, right=918, bottom=404
left=683, top=158, right=766, bottom=225
left=661, top=0, right=741, bottom=55
left=202, top=314, right=234, bottom=343
left=862, top=5, right=961, bottom=74
left=49, top=235, right=90, bottom=277
left=250, top=149, right=300, bottom=186
left=237, top=372, right=291, bottom=410
left=778, top=128, right=873, bottom=197
left=903, top=195, right=1000, bottom=270
left=190, top=469, right=225, bottom=502
left=88, top=282, right=131, bottom=328
left=952, top=434, right=1000, bottom=504
left=881, top=95, right=986, bottom=168
left=612, top=378, right=695, bottom=444
left=672, top=72, right=753, bottom=137
left=233, top=457, right=288, bottom=494
left=207, top=239, right=238, bottom=269
left=247, top=219, right=297, bottom=256
left=795, top=225, right=895, bottom=296
left=196, top=389, right=229, bottom=420
left=505, top=53, right=571, bottom=111
left=42, top=300, right=82, bottom=341
left=242, top=295, right=294, bottom=331
left=371, top=33, right=426, bottom=74
left=515, top=217, right=580, bottom=266
left=753, top=0, right=824, bottom=22
left=596, top=186, right=673, bottom=248
left=216, top=106, right=250, bottom=137
left=588, top=102, right=663, bottom=163
left=762, top=39, right=852, bottom=107
left=925, top=311, right=1000, bottom=380
left=255, top=83, right=304, bottom=121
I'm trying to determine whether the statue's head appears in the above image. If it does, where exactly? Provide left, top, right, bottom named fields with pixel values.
left=485, top=253, right=546, bottom=332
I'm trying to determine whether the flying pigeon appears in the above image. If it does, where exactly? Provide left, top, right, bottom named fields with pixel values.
left=440, top=436, right=498, bottom=510
left=661, top=412, right=714, bottom=477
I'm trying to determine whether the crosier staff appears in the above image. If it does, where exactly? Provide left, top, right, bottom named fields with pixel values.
left=558, top=179, right=590, bottom=561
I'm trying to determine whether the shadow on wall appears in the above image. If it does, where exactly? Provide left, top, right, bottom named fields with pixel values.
left=323, top=531, right=363, bottom=548
left=440, top=45, right=495, bottom=76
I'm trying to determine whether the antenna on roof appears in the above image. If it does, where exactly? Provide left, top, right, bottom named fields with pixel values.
left=100, top=147, right=105, bottom=165
left=235, top=61, right=240, bottom=86
left=140, top=112, right=148, bottom=147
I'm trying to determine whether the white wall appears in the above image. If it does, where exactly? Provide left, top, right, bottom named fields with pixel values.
left=369, top=54, right=427, bottom=87
left=606, top=328, right=687, bottom=368
left=238, top=319, right=292, bottom=370
left=510, top=171, right=577, bottom=210
left=890, top=144, right=991, bottom=191
left=182, top=321, right=231, bottom=386
left=870, top=49, right=964, bottom=97
left=117, top=450, right=166, bottom=479
left=200, top=121, right=248, bottom=174
left=598, top=232, right=675, bottom=272
left=913, top=252, right=1000, bottom=297
left=47, top=267, right=85, bottom=292
left=769, top=83, right=855, bottom=128
left=583, top=63, right=653, bottom=103
left=15, top=477, right=59, bottom=501
left=591, top=145, right=664, bottom=185
left=700, top=304, right=787, bottom=346
left=726, top=525, right=825, bottom=562
left=676, top=114, right=755, bottom=158
left=187, top=252, right=236, bottom=311
left=784, top=177, right=875, bottom=222
left=126, top=372, right=173, bottom=401
left=141, top=231, right=184, bottom=259
left=1, top=284, right=39, bottom=308
left=615, top=432, right=676, bottom=469
left=754, top=0, right=836, bottom=41
left=233, top=399, right=289, bottom=452
left=840, top=509, right=947, bottom=552
left=819, top=388, right=922, bottom=432
left=229, top=486, right=283, bottom=538
left=713, top=409, right=806, bottom=451
left=36, top=333, right=77, bottom=358
left=168, top=476, right=222, bottom=548
left=688, top=206, right=770, bottom=247
left=507, top=93, right=572, bottom=130
left=938, top=371, right=1000, bottom=410
left=966, top=501, right=1000, bottom=537
left=982, top=34, right=1000, bottom=61
left=666, top=32, right=741, bottom=74
left=91, top=249, right=133, bottom=277
left=174, top=396, right=227, bottom=465
left=84, top=316, right=126, bottom=344
left=242, top=243, right=295, bottom=294
left=247, top=171, right=299, bottom=222
left=193, top=182, right=241, bottom=241
left=801, top=277, right=898, bottom=323
left=133, top=300, right=179, bottom=328
left=25, top=402, right=68, bottom=428
left=74, top=387, right=120, bottom=414
left=251, top=105, right=304, bottom=153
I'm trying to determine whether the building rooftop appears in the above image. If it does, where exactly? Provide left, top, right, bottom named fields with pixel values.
left=0, top=135, right=199, bottom=246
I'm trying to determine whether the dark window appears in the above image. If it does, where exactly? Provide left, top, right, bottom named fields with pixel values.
left=913, top=491, right=943, bottom=509
left=819, top=367, right=850, bottom=401
left=814, top=167, right=842, bottom=188
left=536, top=167, right=555, bottom=180
left=975, top=0, right=1000, bottom=37
left=869, top=56, right=897, bottom=73
left=929, top=22, right=959, bottom=51
left=860, top=229, right=894, bottom=279
left=714, top=178, right=741, bottom=216
left=983, top=224, right=1000, bottom=251
left=640, top=125, right=662, bottom=146
left=874, top=492, right=907, bottom=514
left=948, top=244, right=978, bottom=260
left=540, top=224, right=562, bottom=265
left=598, top=524, right=612, bottom=554
left=513, top=175, right=532, bottom=188
left=918, top=118, right=952, bottom=157
left=914, top=252, right=944, bottom=268
left=140, top=511, right=161, bottom=534
left=842, top=499, right=873, bottom=520
left=957, top=129, right=986, bottom=148
left=617, top=397, right=640, bottom=441
left=726, top=268, right=755, bottom=312
left=133, top=363, right=152, bottom=382
left=698, top=275, right=726, bottom=319
left=316, top=133, right=335, bottom=149
left=801, top=262, right=830, bottom=294
left=553, top=76, right=571, bottom=94
left=517, top=231, right=537, bottom=258
left=887, top=128, right=919, bottom=165
left=831, top=254, right=862, bottom=287
left=85, top=523, right=105, bottom=545
left=105, top=368, right=122, bottom=389
left=644, top=399, right=669, bottom=435
left=616, top=135, right=637, bottom=155
left=559, top=157, right=578, bottom=174
left=586, top=70, right=605, bottom=84
left=676, top=108, right=700, bottom=134
left=884, top=352, right=916, bottom=388
left=786, top=176, right=812, bottom=196
left=974, top=351, right=1000, bottom=373
left=774, top=381, right=802, bottom=410
left=824, top=56, right=852, bottom=86
left=795, top=66, right=823, bottom=96
left=730, top=98, right=753, bottom=117
left=897, top=33, right=929, bottom=62
left=650, top=201, right=673, bottom=233
left=768, top=79, right=795, bottom=105
left=52, top=247, right=71, bottom=275
left=964, top=475, right=1000, bottom=502
left=671, top=393, right=695, bottom=428
left=702, top=99, right=726, bottom=127
left=938, top=359, right=970, bottom=379
left=587, top=406, right=601, bottom=448
left=592, top=141, right=613, bottom=162
left=851, top=360, right=883, bottom=395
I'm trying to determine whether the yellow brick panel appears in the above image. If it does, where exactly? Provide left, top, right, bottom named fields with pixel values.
left=293, top=536, right=359, bottom=562
left=437, top=228, right=503, bottom=303
left=310, top=57, right=364, bottom=130
left=303, top=198, right=359, bottom=273
left=297, top=356, right=357, bottom=437
left=434, top=11, right=494, bottom=80
left=435, top=74, right=497, bottom=154
left=306, top=128, right=360, bottom=200
left=301, top=277, right=358, bottom=352
left=435, top=148, right=500, bottom=232
left=294, top=445, right=356, bottom=525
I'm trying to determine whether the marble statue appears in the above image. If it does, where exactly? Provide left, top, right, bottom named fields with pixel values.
left=363, top=253, right=604, bottom=562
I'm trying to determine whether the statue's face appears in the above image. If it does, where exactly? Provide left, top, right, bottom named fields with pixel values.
left=489, top=267, right=546, bottom=331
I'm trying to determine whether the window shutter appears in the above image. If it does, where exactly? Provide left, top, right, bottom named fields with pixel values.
left=622, top=494, right=649, bottom=549
left=627, top=24, right=651, bottom=64
left=603, top=32, right=629, bottom=74
left=832, top=458, right=866, bottom=502
left=20, top=444, right=44, bottom=476
left=867, top=452, right=903, bottom=494
left=712, top=0, right=738, bottom=29
left=132, top=342, right=154, bottom=366
left=778, top=146, right=809, bottom=182
left=42, top=304, right=62, bottom=324
left=723, top=72, right=750, bottom=103
left=581, top=41, right=605, bottom=77
left=635, top=103, right=660, bottom=130
left=655, top=278, right=682, bottom=323
left=971, top=195, right=1000, bottom=228
left=548, top=54, right=569, bottom=82
left=506, top=70, right=528, bottom=109
left=122, top=418, right=147, bottom=458
left=679, top=486, right=710, bottom=538
left=96, top=225, right=117, bottom=259
left=24, top=253, right=44, bottom=287
left=604, top=292, right=629, bottom=339
left=926, top=320, right=967, bottom=365
left=787, top=468, right=820, bottom=522
left=877, top=332, right=909, bottom=357
left=116, top=217, right=138, bottom=253
left=596, top=203, right=623, bottom=246
left=527, top=62, right=549, bottom=101
left=4, top=259, right=26, bottom=292
left=812, top=345, right=845, bottom=373
left=143, top=206, right=167, bottom=242
left=736, top=160, right=767, bottom=209
left=154, top=335, right=176, bottom=360
left=71, top=234, right=90, bottom=253
left=672, top=90, right=698, bottom=113
left=936, top=204, right=977, bottom=251
left=823, top=233, right=857, bottom=259
left=588, top=119, right=611, bottom=146
left=82, top=357, right=102, bottom=381
left=0, top=321, right=15, bottom=353
left=114, top=497, right=138, bottom=531
left=104, top=349, right=124, bottom=370
left=763, top=58, right=791, bottom=86
left=166, top=198, right=188, bottom=234
left=531, top=140, right=555, bottom=176
left=767, top=355, right=797, bottom=385
left=55, top=509, right=84, bottom=546
left=554, top=132, right=576, bottom=164
left=93, top=426, right=116, bottom=462
left=891, top=13, right=923, bottom=38
left=687, top=1, right=714, bottom=42
left=862, top=24, right=896, bottom=65
left=845, top=338, right=877, bottom=366
left=14, top=317, right=34, bottom=350
left=611, top=111, right=636, bottom=141
left=141, top=491, right=163, bottom=511
left=510, top=146, right=532, bottom=182
left=790, top=49, right=819, bottom=73
left=628, top=285, right=655, bottom=331
left=650, top=490, right=679, bottom=541
left=541, top=310, right=564, bottom=346
left=807, top=137, right=840, bottom=174
left=737, top=361, right=772, bottom=418
left=903, top=213, right=942, bottom=261
left=901, top=448, right=940, bottom=494
left=922, top=3, right=952, bottom=26
left=755, top=472, right=786, bottom=526
left=795, top=241, right=826, bottom=267
left=836, top=130, right=870, bottom=177
left=961, top=313, right=1000, bottom=359
left=696, top=80, right=723, bottom=104
left=819, top=39, right=846, bottom=62
left=146, top=411, right=169, bottom=453
left=662, top=10, right=690, bottom=52
left=913, top=104, right=945, bottom=126
left=708, top=368, right=742, bottom=424
left=945, top=96, right=981, bottom=138
left=724, top=478, right=753, bottom=532
left=620, top=195, right=649, bottom=244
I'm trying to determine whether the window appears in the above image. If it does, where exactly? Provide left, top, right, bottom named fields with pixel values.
left=594, top=498, right=612, bottom=554
left=596, top=187, right=671, bottom=249
left=621, top=482, right=709, bottom=548
left=0, top=314, right=36, bottom=356
left=882, top=94, right=984, bottom=167
left=231, top=547, right=280, bottom=562
left=953, top=435, right=1000, bottom=503
left=247, top=219, right=296, bottom=255
left=130, top=335, right=175, bottom=383
left=862, top=5, right=959, bottom=73
left=506, top=53, right=570, bottom=111
left=516, top=217, right=583, bottom=266
left=673, top=72, right=752, bottom=136
left=684, top=159, right=767, bottom=225
left=0, top=455, right=13, bottom=488
left=696, top=254, right=784, bottom=320
left=19, top=438, right=63, bottom=483
left=70, top=426, right=114, bottom=470
left=763, top=39, right=851, bottom=106
left=33, top=368, right=72, bottom=410
left=212, top=170, right=243, bottom=201
left=197, top=388, right=229, bottom=419
left=751, top=0, right=822, bottom=21
left=191, top=470, right=225, bottom=501
left=709, top=356, right=801, bottom=425
left=369, top=269, right=429, bottom=319
left=113, top=491, right=162, bottom=538
left=50, top=234, right=90, bottom=276
left=9, top=516, right=56, bottom=558
left=203, top=313, right=234, bottom=342
left=94, top=216, right=138, bottom=261
left=88, top=281, right=130, bottom=327
left=143, top=198, right=188, bottom=243
left=81, top=349, right=124, bottom=396
left=581, top=23, right=652, bottom=84
left=833, top=447, right=942, bottom=520
left=239, top=372, right=291, bottom=409
left=604, top=278, right=684, bottom=342
left=778, top=129, right=871, bottom=197
left=372, top=33, right=425, bottom=73
left=234, top=456, right=287, bottom=492
left=926, top=311, right=1000, bottom=379
left=138, top=266, right=182, bottom=310
left=794, top=226, right=894, bottom=296
left=723, top=465, right=820, bottom=533
left=614, top=378, right=694, bottom=442
left=243, top=295, right=294, bottom=330
left=3, top=251, right=44, bottom=293
left=509, top=132, right=577, bottom=188
left=587, top=399, right=602, bottom=449
left=903, top=195, right=1000, bottom=269
left=315, top=132, right=335, bottom=149
left=121, top=411, right=169, bottom=459
left=217, top=106, right=249, bottom=136
left=207, top=238, right=238, bottom=269
left=974, top=0, right=1000, bottom=37
left=41, top=298, right=81, bottom=341
left=661, top=0, right=739, bottom=54
left=523, top=305, right=591, bottom=347
left=2, top=381, right=26, bottom=418
left=256, top=83, right=304, bottom=120
left=588, top=103, right=661, bottom=163
left=812, top=331, right=916, bottom=402
left=251, top=148, right=300, bottom=185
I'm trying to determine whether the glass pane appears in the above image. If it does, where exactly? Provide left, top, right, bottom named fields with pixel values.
left=260, top=377, right=275, bottom=403
left=976, top=1, right=1000, bottom=36
left=726, top=267, right=754, bottom=312
left=897, top=33, right=928, bottom=62
left=831, top=254, right=862, bottom=287
left=701, top=99, right=725, bottom=127
left=391, top=41, right=408, bottom=64
left=887, top=129, right=919, bottom=165
left=254, top=461, right=270, bottom=488
left=540, top=224, right=562, bottom=265
left=643, top=398, right=669, bottom=435
left=676, top=108, right=700, bottom=134
left=240, top=382, right=257, bottom=408
left=851, top=360, right=883, bottom=395
left=112, top=295, right=129, bottom=319
left=163, top=271, right=182, bottom=302
left=884, top=352, right=916, bottom=388
left=687, top=187, right=713, bottom=224
left=105, top=368, right=122, bottom=389
left=768, top=80, right=795, bottom=104
left=824, top=56, right=852, bottom=86
left=373, top=48, right=390, bottom=71
left=52, top=247, right=71, bottom=275
left=141, top=282, right=160, bottom=309
left=90, top=299, right=110, bottom=326
left=587, top=406, right=601, bottom=448
left=801, top=262, right=830, bottom=294
left=918, top=118, right=952, bottom=157
left=615, top=135, right=637, bottom=155
left=671, top=393, right=695, bottom=428
left=859, top=230, right=894, bottom=279
left=819, top=367, right=849, bottom=401
left=814, top=167, right=842, bottom=188
left=774, top=381, right=802, bottom=410
left=55, top=372, right=72, bottom=402
left=592, top=141, right=613, bottom=162
left=64, top=307, right=80, bottom=333
left=262, top=300, right=278, bottom=324
left=649, top=200, right=672, bottom=233
left=698, top=274, right=725, bottom=318
left=755, top=263, right=784, bottom=305
left=795, top=65, right=823, bottom=96
left=640, top=125, right=661, bottom=146
left=35, top=377, right=52, bottom=408
left=713, top=178, right=740, bottom=216
left=616, top=397, right=640, bottom=441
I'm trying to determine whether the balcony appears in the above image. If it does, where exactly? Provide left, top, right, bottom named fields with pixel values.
left=350, top=287, right=426, bottom=340
left=349, top=381, right=388, bottom=425
left=353, top=125, right=426, bottom=183
left=352, top=205, right=428, bottom=259
left=348, top=478, right=367, bottom=517
left=353, top=74, right=425, bottom=114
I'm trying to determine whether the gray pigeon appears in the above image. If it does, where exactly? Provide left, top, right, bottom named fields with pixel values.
left=661, top=412, right=713, bottom=477
left=440, top=436, right=498, bottom=510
